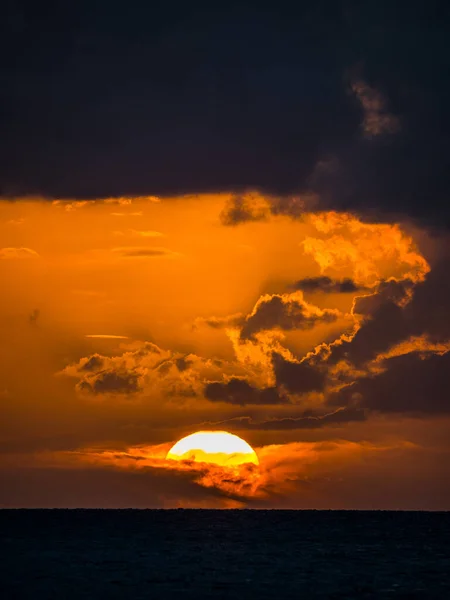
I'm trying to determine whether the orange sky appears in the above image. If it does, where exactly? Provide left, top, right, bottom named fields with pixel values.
left=1, top=194, right=449, bottom=508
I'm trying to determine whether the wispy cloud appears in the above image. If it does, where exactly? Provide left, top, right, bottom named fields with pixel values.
left=111, top=246, right=179, bottom=258
left=112, top=229, right=164, bottom=238
left=0, top=247, right=39, bottom=259
left=351, top=79, right=400, bottom=137
left=85, top=334, right=129, bottom=339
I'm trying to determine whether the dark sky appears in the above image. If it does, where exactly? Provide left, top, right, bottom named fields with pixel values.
left=2, top=1, right=450, bottom=227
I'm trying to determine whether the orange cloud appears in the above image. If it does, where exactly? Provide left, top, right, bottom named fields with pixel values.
left=303, top=213, right=429, bottom=285
left=46, top=437, right=418, bottom=507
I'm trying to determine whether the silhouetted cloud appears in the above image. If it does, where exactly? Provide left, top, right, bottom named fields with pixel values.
left=292, top=276, right=363, bottom=294
left=240, top=292, right=340, bottom=340
left=318, top=259, right=450, bottom=369
left=215, top=407, right=366, bottom=430
left=271, top=353, right=326, bottom=394
left=175, top=357, right=191, bottom=372
left=331, top=351, right=450, bottom=415
left=352, top=279, right=414, bottom=316
left=2, top=4, right=450, bottom=227
left=78, top=371, right=140, bottom=395
left=220, top=195, right=268, bottom=226
left=85, top=334, right=129, bottom=340
left=79, top=355, right=104, bottom=372
left=193, top=314, right=244, bottom=330
left=204, top=378, right=286, bottom=406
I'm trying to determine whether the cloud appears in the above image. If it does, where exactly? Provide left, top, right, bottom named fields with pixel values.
left=302, top=214, right=429, bottom=285
left=62, top=201, right=90, bottom=211
left=330, top=301, right=410, bottom=368
left=212, top=407, right=366, bottom=431
left=332, top=350, right=450, bottom=415
left=291, top=276, right=364, bottom=294
left=49, top=436, right=430, bottom=508
left=193, top=313, right=244, bottom=330
left=0, top=247, right=39, bottom=259
left=313, top=257, right=450, bottom=372
left=220, top=194, right=269, bottom=226
left=272, top=353, right=326, bottom=394
left=111, top=246, right=178, bottom=258
left=289, top=254, right=450, bottom=418
left=51, top=197, right=159, bottom=211
left=78, top=371, right=140, bottom=395
left=192, top=213, right=437, bottom=416
left=204, top=378, right=286, bottom=406
left=351, top=79, right=400, bottom=137
left=352, top=279, right=414, bottom=316
left=85, top=334, right=129, bottom=340
left=371, top=335, right=450, bottom=364
left=78, top=355, right=104, bottom=371
left=61, top=341, right=251, bottom=400
left=220, top=193, right=316, bottom=226
left=240, top=291, right=341, bottom=340
left=104, top=196, right=160, bottom=204
left=112, top=229, right=163, bottom=238
left=61, top=342, right=166, bottom=396
left=2, top=6, right=449, bottom=228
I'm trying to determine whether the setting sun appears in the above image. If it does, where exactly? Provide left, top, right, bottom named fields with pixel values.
left=166, top=431, right=259, bottom=467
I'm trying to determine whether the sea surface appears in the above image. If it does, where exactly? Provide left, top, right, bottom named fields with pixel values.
left=1, top=510, right=449, bottom=599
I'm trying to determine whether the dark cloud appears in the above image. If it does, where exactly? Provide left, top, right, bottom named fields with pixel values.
left=287, top=258, right=450, bottom=416
left=204, top=378, right=286, bottom=406
left=332, top=351, right=450, bottom=415
left=352, top=280, right=412, bottom=316
left=194, top=314, right=244, bottom=330
left=204, top=352, right=326, bottom=406
left=403, top=259, right=450, bottom=340
left=329, top=301, right=410, bottom=367
left=79, top=355, right=104, bottom=372
left=2, top=3, right=450, bottom=227
left=78, top=371, right=140, bottom=395
left=292, top=276, right=363, bottom=294
left=325, top=260, right=450, bottom=368
left=220, top=196, right=267, bottom=226
left=272, top=353, right=326, bottom=394
left=350, top=79, right=400, bottom=138
left=220, top=194, right=315, bottom=226
left=175, top=357, right=191, bottom=372
left=217, top=407, right=366, bottom=430
left=240, top=293, right=340, bottom=340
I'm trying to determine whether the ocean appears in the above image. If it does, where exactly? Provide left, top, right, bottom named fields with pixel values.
left=1, top=510, right=449, bottom=598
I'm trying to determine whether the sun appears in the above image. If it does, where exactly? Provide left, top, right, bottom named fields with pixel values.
left=166, top=431, right=259, bottom=467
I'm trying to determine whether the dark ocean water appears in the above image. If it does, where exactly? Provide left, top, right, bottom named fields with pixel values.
left=1, top=510, right=449, bottom=599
